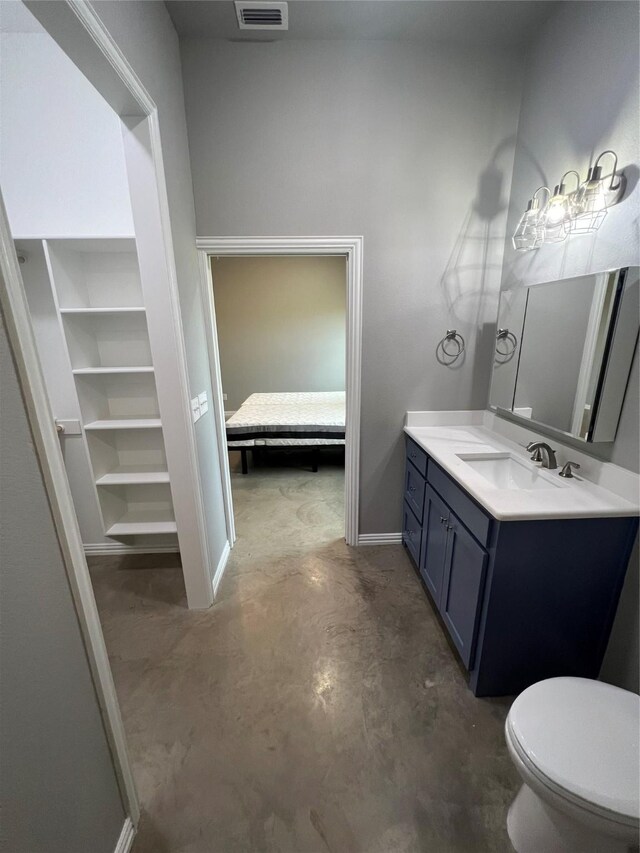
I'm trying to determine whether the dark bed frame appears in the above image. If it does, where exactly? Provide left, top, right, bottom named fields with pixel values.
left=231, top=443, right=345, bottom=474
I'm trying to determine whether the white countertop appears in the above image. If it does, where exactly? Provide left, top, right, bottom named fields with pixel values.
left=404, top=418, right=639, bottom=521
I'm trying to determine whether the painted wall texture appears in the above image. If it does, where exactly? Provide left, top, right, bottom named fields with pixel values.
left=501, top=0, right=639, bottom=693
left=499, top=0, right=639, bottom=474
left=212, top=256, right=346, bottom=411
left=180, top=37, right=523, bottom=534
left=0, top=312, right=125, bottom=852
left=0, top=19, right=134, bottom=237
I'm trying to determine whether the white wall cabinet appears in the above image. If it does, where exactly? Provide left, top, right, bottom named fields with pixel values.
left=19, top=237, right=178, bottom=553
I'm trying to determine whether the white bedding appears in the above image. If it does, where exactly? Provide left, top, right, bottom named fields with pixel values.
left=226, top=392, right=345, bottom=447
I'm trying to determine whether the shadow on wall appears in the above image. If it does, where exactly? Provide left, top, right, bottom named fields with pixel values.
left=438, top=138, right=521, bottom=337
left=436, top=138, right=525, bottom=399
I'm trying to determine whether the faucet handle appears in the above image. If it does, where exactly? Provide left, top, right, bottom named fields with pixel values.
left=559, top=461, right=581, bottom=478
left=530, top=447, right=543, bottom=462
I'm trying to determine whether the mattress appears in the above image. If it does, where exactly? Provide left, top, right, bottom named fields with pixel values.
left=226, top=392, right=346, bottom=447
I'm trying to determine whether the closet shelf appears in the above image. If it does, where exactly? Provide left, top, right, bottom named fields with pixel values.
left=96, top=469, right=170, bottom=486
left=84, top=418, right=163, bottom=431
left=59, top=307, right=146, bottom=314
left=72, top=366, right=154, bottom=375
left=106, top=513, right=177, bottom=536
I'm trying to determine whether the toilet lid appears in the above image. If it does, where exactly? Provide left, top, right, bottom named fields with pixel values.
left=508, top=677, right=640, bottom=821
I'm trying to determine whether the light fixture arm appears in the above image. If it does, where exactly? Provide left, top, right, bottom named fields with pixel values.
left=559, top=170, right=581, bottom=194
left=593, top=150, right=620, bottom=189
left=532, top=186, right=551, bottom=206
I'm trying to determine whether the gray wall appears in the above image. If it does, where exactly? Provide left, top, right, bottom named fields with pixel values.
left=500, top=0, right=639, bottom=692
left=91, top=1, right=229, bottom=576
left=499, top=0, right=640, bottom=474
left=0, top=311, right=125, bottom=853
left=180, top=37, right=523, bottom=533
left=212, top=256, right=346, bottom=411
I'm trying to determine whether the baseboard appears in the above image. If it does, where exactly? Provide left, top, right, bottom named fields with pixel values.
left=212, top=540, right=231, bottom=597
left=114, top=818, right=135, bottom=853
left=357, top=533, right=402, bottom=546
left=84, top=543, right=180, bottom=556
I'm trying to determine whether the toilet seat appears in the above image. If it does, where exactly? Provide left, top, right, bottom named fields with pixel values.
left=506, top=677, right=640, bottom=831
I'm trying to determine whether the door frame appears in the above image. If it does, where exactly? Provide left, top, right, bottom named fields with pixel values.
left=0, top=195, right=140, bottom=824
left=196, top=236, right=363, bottom=547
left=25, top=0, right=215, bottom=610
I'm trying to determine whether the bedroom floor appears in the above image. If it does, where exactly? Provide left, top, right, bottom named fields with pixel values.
left=89, top=455, right=519, bottom=853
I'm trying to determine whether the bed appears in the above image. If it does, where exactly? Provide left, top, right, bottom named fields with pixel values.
left=226, top=391, right=346, bottom=474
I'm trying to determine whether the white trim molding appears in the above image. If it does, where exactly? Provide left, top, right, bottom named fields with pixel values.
left=114, top=818, right=136, bottom=853
left=212, top=540, right=231, bottom=597
left=358, top=533, right=403, bottom=546
left=196, top=236, right=363, bottom=547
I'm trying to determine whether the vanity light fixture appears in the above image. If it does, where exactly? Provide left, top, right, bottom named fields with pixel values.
left=512, top=186, right=550, bottom=251
left=571, top=150, right=620, bottom=234
left=512, top=150, right=622, bottom=249
left=540, top=171, right=580, bottom=243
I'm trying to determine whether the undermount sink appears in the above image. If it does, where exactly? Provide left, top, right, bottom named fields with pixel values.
left=456, top=452, right=561, bottom=491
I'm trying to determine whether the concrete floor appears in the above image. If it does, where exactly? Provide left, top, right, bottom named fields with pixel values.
left=90, top=450, right=519, bottom=852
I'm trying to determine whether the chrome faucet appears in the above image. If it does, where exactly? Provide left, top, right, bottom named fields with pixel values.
left=526, top=441, right=558, bottom=470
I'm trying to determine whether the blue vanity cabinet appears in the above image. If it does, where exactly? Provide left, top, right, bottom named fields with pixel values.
left=403, top=435, right=639, bottom=697
left=440, top=514, right=488, bottom=669
left=420, top=485, right=488, bottom=669
left=419, top=486, right=450, bottom=604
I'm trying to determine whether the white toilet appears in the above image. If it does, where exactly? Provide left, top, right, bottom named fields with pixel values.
left=505, top=677, right=640, bottom=853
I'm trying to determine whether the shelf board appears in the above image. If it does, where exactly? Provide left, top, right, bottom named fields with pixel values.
left=84, top=418, right=162, bottom=431
left=73, top=366, right=154, bottom=375
left=60, top=307, right=146, bottom=314
left=106, top=511, right=177, bottom=537
left=96, top=469, right=170, bottom=486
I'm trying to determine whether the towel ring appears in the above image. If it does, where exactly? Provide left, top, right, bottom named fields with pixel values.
left=496, top=327, right=518, bottom=355
left=440, top=329, right=465, bottom=359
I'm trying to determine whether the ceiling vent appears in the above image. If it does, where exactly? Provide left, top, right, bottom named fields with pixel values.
left=234, top=1, right=288, bottom=30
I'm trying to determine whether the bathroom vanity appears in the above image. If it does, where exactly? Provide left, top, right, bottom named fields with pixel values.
left=402, top=418, right=639, bottom=697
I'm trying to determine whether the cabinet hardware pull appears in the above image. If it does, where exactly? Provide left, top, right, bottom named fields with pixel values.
left=409, top=485, right=415, bottom=492
left=440, top=516, right=446, bottom=524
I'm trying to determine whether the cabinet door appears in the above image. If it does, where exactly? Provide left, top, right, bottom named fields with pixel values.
left=402, top=501, right=422, bottom=566
left=419, top=486, right=449, bottom=606
left=441, top=514, right=488, bottom=669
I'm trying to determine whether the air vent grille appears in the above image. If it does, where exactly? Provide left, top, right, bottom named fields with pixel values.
left=235, top=1, right=288, bottom=30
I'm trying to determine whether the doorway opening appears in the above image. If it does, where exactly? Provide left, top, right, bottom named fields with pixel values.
left=197, top=237, right=363, bottom=550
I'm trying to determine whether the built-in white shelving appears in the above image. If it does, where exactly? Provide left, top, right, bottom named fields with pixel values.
left=36, top=237, right=178, bottom=547
left=72, top=367, right=155, bottom=375
left=60, top=307, right=146, bottom=315
left=84, top=418, right=163, bottom=430
left=107, top=517, right=178, bottom=536
left=96, top=469, right=170, bottom=486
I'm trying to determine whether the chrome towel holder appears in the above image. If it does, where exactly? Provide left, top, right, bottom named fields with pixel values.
left=496, top=327, right=518, bottom=355
left=439, top=329, right=465, bottom=360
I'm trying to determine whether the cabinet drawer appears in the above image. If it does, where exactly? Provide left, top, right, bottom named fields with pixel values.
left=404, top=461, right=426, bottom=521
left=402, top=501, right=422, bottom=566
left=406, top=437, right=428, bottom=478
left=428, top=462, right=492, bottom=546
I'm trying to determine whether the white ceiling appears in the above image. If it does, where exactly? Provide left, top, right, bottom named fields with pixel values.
left=165, top=0, right=558, bottom=45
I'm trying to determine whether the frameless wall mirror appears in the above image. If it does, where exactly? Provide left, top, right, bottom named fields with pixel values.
left=489, top=267, right=639, bottom=443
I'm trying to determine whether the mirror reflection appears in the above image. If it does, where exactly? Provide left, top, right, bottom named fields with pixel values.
left=489, top=268, right=639, bottom=442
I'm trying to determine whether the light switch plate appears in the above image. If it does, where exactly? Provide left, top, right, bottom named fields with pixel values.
left=198, top=391, right=208, bottom=405
left=200, top=401, right=209, bottom=415
left=191, top=397, right=201, bottom=422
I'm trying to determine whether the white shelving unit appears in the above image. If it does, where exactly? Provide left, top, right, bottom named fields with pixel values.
left=21, top=237, right=179, bottom=551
